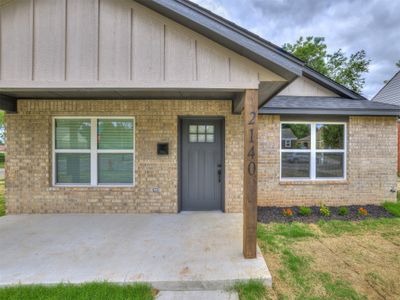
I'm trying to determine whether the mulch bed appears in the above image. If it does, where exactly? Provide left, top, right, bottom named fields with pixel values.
left=257, top=205, right=394, bottom=224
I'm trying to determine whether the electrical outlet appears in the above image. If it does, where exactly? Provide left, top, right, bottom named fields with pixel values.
left=152, top=187, right=161, bottom=193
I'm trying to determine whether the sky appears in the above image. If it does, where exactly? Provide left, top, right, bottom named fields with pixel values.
left=191, top=0, right=400, bottom=99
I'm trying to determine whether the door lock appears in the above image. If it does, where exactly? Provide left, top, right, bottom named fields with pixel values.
left=217, top=165, right=222, bottom=183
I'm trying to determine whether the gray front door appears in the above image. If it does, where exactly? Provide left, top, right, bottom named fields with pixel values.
left=180, top=118, right=224, bottom=211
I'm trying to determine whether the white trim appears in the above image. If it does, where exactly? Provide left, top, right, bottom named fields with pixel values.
left=280, top=121, right=347, bottom=181
left=90, top=118, right=98, bottom=186
left=53, top=117, right=136, bottom=187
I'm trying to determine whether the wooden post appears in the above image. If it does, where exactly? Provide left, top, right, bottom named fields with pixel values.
left=243, top=89, right=258, bottom=259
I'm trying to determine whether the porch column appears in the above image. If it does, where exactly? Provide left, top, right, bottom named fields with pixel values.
left=243, top=89, right=258, bottom=259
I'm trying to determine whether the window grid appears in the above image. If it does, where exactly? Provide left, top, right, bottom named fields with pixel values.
left=53, top=117, right=135, bottom=187
left=189, top=125, right=215, bottom=143
left=280, top=121, right=346, bottom=181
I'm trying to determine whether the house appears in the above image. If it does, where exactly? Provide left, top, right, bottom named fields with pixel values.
left=0, top=0, right=399, bottom=258
left=373, top=71, right=400, bottom=172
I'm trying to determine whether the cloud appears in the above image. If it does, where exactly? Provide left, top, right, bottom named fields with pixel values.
left=191, top=0, right=400, bottom=98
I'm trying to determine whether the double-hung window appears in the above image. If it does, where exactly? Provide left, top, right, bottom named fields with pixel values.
left=54, top=117, right=135, bottom=186
left=280, top=122, right=346, bottom=180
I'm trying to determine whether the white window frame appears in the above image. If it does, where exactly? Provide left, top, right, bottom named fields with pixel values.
left=280, top=121, right=347, bottom=181
left=53, top=116, right=135, bottom=187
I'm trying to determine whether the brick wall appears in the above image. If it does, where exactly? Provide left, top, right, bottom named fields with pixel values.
left=258, top=115, right=398, bottom=206
left=5, top=100, right=397, bottom=214
left=398, top=122, right=400, bottom=174
left=5, top=100, right=243, bottom=213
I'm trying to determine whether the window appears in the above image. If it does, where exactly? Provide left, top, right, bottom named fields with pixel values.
left=54, top=117, right=135, bottom=186
left=189, top=125, right=215, bottom=143
left=280, top=122, right=346, bottom=180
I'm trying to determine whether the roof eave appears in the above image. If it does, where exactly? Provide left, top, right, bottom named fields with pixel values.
left=302, top=67, right=366, bottom=100
left=260, top=108, right=400, bottom=116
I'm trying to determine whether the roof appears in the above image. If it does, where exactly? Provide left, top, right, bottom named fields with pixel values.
left=281, top=128, right=297, bottom=140
left=0, top=0, right=366, bottom=113
left=135, top=0, right=364, bottom=100
left=373, top=71, right=400, bottom=105
left=261, top=96, right=400, bottom=116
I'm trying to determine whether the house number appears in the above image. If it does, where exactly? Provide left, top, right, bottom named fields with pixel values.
left=247, top=111, right=256, bottom=176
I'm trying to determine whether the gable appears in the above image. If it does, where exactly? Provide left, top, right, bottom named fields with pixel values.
left=0, top=0, right=284, bottom=89
left=278, top=77, right=339, bottom=97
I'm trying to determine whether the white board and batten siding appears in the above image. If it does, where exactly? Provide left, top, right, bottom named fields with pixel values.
left=278, top=77, right=338, bottom=97
left=0, top=0, right=284, bottom=90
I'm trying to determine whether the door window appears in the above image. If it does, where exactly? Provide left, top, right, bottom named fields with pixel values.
left=189, top=125, right=215, bottom=143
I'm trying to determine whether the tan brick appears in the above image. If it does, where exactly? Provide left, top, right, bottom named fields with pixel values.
left=5, top=100, right=397, bottom=213
left=257, top=115, right=398, bottom=207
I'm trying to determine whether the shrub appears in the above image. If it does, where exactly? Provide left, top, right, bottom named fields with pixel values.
left=283, top=208, right=294, bottom=217
left=320, top=204, right=331, bottom=217
left=358, top=207, right=368, bottom=216
left=298, top=206, right=312, bottom=216
left=338, top=207, right=349, bottom=216
left=383, top=201, right=400, bottom=217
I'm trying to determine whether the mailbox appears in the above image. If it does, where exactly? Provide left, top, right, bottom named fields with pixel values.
left=157, top=143, right=169, bottom=155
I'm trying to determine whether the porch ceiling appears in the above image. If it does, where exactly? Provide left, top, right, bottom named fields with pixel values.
left=0, top=88, right=242, bottom=113
left=0, top=83, right=289, bottom=113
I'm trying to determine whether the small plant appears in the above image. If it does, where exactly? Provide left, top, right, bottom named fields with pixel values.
left=338, top=207, right=349, bottom=216
left=282, top=208, right=294, bottom=217
left=298, top=206, right=312, bottom=216
left=383, top=201, right=400, bottom=217
left=358, top=207, right=368, bottom=216
left=320, top=204, right=331, bottom=217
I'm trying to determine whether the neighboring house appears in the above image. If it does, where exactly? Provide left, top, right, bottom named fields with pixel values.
left=373, top=71, right=400, bottom=173
left=0, top=0, right=399, bottom=256
left=281, top=128, right=297, bottom=149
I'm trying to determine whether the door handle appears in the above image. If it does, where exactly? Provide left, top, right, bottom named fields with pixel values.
left=217, top=168, right=222, bottom=183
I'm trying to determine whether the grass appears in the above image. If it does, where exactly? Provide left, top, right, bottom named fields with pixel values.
left=317, top=217, right=400, bottom=235
left=232, top=280, right=269, bottom=300
left=257, top=218, right=400, bottom=299
left=0, top=282, right=155, bottom=300
left=383, top=201, right=400, bottom=217
left=0, top=152, right=4, bottom=169
left=0, top=179, right=4, bottom=216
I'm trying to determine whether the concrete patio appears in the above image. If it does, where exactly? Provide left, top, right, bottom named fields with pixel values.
left=0, top=212, right=271, bottom=290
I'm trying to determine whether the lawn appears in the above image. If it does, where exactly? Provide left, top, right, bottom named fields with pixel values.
left=0, top=282, right=156, bottom=300
left=257, top=218, right=400, bottom=299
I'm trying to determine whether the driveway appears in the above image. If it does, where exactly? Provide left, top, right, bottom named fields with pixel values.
left=0, top=212, right=271, bottom=290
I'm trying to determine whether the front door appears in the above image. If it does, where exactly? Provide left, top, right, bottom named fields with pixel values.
left=180, top=118, right=224, bottom=211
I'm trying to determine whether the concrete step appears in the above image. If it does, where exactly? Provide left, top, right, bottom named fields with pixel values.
left=157, top=290, right=239, bottom=300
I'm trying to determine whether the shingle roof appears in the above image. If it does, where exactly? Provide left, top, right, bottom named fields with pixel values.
left=261, top=96, right=400, bottom=116
left=373, top=71, right=400, bottom=106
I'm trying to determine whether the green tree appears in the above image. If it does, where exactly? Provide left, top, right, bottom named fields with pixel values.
left=283, top=37, right=370, bottom=94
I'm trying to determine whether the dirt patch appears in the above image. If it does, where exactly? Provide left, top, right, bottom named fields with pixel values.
left=258, top=205, right=394, bottom=224
left=292, top=234, right=400, bottom=300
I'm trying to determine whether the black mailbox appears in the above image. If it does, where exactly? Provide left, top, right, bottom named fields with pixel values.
left=157, top=143, right=169, bottom=155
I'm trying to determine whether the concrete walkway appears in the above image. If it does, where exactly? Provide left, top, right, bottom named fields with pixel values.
left=157, top=291, right=238, bottom=300
left=0, top=212, right=271, bottom=290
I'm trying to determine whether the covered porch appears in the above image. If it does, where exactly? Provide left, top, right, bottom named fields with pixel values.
left=0, top=212, right=271, bottom=290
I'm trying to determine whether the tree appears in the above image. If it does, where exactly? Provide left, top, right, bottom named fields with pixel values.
left=283, top=37, right=370, bottom=94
